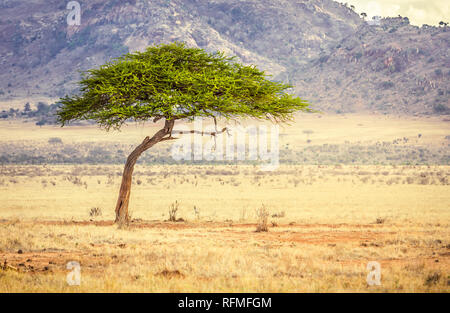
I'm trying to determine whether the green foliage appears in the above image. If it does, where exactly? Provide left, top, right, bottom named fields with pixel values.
left=57, top=42, right=311, bottom=130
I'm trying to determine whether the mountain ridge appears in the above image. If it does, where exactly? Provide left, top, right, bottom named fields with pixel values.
left=0, top=0, right=448, bottom=115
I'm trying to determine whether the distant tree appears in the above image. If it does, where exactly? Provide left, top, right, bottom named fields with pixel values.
left=433, top=103, right=448, bottom=113
left=350, top=5, right=355, bottom=10
left=57, top=42, right=312, bottom=226
left=36, top=102, right=49, bottom=114
left=36, top=120, right=46, bottom=127
left=439, top=21, right=448, bottom=27
left=360, top=12, right=367, bottom=20
left=24, top=102, right=31, bottom=112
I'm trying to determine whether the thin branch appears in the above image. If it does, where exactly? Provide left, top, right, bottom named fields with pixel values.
left=171, top=127, right=228, bottom=137
left=213, top=116, right=218, bottom=148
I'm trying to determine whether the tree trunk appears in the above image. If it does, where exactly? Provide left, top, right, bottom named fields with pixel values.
left=115, top=120, right=174, bottom=226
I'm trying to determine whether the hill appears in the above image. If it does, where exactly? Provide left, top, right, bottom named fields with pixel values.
left=0, top=0, right=448, bottom=115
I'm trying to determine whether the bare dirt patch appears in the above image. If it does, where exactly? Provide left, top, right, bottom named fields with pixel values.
left=0, top=220, right=401, bottom=274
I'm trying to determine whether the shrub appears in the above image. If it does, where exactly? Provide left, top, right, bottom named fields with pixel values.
left=89, top=207, right=102, bottom=217
left=169, top=200, right=179, bottom=222
left=381, top=81, right=394, bottom=89
left=424, top=272, right=441, bottom=286
left=193, top=206, right=200, bottom=220
left=433, top=103, right=448, bottom=113
left=255, top=204, right=269, bottom=232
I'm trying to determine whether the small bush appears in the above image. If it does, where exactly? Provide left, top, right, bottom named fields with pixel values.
left=89, top=207, right=102, bottom=217
left=425, top=272, right=441, bottom=286
left=255, top=204, right=269, bottom=232
left=433, top=103, right=448, bottom=113
left=193, top=206, right=200, bottom=220
left=169, top=200, right=179, bottom=222
left=381, top=81, right=394, bottom=89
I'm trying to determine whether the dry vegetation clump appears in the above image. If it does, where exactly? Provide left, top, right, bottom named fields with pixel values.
left=424, top=272, right=441, bottom=286
left=156, top=269, right=185, bottom=279
left=89, top=207, right=102, bottom=218
left=255, top=204, right=270, bottom=232
left=168, top=200, right=184, bottom=222
left=193, top=206, right=200, bottom=220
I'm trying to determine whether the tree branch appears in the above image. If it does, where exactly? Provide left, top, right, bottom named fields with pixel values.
left=159, top=136, right=179, bottom=142
left=171, top=127, right=227, bottom=137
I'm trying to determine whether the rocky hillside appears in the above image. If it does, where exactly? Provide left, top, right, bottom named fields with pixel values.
left=0, top=0, right=448, bottom=115
left=292, top=17, right=450, bottom=115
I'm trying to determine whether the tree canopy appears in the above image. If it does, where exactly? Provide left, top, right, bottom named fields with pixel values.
left=57, top=42, right=311, bottom=129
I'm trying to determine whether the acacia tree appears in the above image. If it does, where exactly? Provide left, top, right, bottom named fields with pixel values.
left=57, top=42, right=311, bottom=226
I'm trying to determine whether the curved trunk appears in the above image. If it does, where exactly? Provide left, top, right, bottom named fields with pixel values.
left=115, top=120, right=174, bottom=226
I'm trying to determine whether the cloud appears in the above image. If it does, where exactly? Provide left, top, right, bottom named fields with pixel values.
left=344, top=0, right=449, bottom=26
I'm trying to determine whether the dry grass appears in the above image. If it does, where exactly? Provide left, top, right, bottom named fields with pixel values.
left=255, top=205, right=269, bottom=232
left=0, top=163, right=448, bottom=292
left=0, top=218, right=448, bottom=292
left=0, top=114, right=448, bottom=292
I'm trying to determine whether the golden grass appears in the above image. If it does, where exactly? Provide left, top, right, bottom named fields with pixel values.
left=0, top=164, right=449, bottom=292
left=0, top=114, right=448, bottom=292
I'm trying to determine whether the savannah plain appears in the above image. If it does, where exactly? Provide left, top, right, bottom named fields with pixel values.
left=0, top=113, right=449, bottom=292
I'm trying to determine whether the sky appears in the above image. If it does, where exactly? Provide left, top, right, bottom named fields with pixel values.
left=343, top=0, right=449, bottom=26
